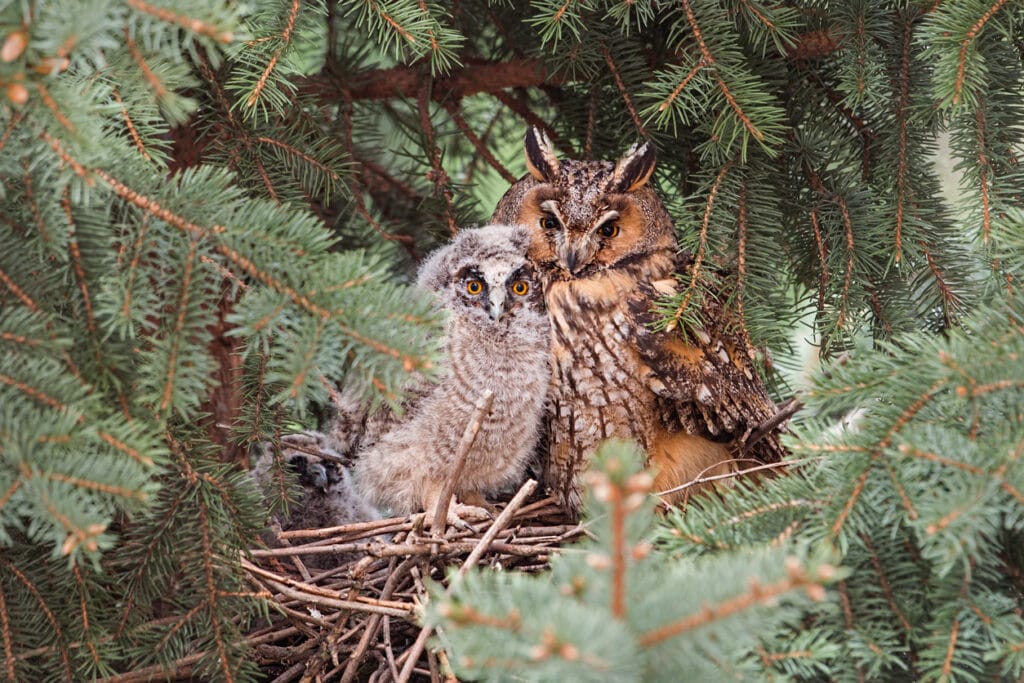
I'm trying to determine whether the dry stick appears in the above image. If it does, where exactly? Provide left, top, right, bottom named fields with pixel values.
left=341, top=557, right=414, bottom=683
left=743, top=397, right=804, bottom=453
left=275, top=436, right=351, bottom=465
left=655, top=457, right=818, bottom=498
left=431, top=390, right=495, bottom=534
left=382, top=615, right=401, bottom=681
left=278, top=517, right=410, bottom=540
left=242, top=559, right=413, bottom=617
left=399, top=478, right=538, bottom=682
left=457, top=479, right=537, bottom=579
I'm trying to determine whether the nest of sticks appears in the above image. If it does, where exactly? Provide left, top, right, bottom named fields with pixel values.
left=242, top=478, right=583, bottom=682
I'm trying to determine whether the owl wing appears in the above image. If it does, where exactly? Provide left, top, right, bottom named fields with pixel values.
left=630, top=266, right=790, bottom=465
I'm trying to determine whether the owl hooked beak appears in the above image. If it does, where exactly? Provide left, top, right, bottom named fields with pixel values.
left=488, top=289, right=507, bottom=321
left=557, top=240, right=597, bottom=276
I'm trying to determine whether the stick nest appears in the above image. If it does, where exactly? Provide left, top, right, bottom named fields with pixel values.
left=242, top=480, right=583, bottom=682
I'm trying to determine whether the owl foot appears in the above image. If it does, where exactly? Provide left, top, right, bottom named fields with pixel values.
left=419, top=501, right=491, bottom=532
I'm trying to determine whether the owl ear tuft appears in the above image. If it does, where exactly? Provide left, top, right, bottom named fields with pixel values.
left=610, top=141, right=656, bottom=193
left=524, top=127, right=559, bottom=182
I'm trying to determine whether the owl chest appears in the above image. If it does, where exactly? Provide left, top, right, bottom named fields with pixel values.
left=546, top=292, right=656, bottom=450
left=441, top=324, right=549, bottom=450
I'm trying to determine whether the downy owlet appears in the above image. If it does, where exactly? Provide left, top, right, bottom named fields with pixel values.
left=353, top=224, right=550, bottom=525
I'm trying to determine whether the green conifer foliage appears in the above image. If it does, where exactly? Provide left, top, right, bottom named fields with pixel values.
left=430, top=442, right=842, bottom=682
left=0, top=0, right=1021, bottom=679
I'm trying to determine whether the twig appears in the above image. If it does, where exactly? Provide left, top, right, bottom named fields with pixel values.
left=397, top=617, right=433, bottom=682
left=655, top=457, right=817, bottom=498
left=278, top=517, right=410, bottom=540
left=743, top=397, right=803, bottom=452
left=431, top=390, right=495, bottom=533
left=456, top=479, right=537, bottom=580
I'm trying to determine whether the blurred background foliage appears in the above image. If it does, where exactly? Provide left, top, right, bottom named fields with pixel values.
left=0, top=0, right=1021, bottom=679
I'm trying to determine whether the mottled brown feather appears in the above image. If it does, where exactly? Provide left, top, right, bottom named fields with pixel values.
left=491, top=130, right=788, bottom=517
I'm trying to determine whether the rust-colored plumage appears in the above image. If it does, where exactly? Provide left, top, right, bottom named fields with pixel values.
left=492, top=129, right=787, bottom=516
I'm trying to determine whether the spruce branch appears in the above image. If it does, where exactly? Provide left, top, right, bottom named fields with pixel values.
left=417, top=83, right=459, bottom=236
left=244, top=0, right=300, bottom=110
left=953, top=0, right=1011, bottom=106
left=442, top=100, right=517, bottom=185
left=0, top=582, right=13, bottom=682
left=666, top=160, right=732, bottom=332
left=637, top=557, right=831, bottom=646
left=601, top=46, right=647, bottom=137
left=680, top=0, right=764, bottom=143
left=125, top=0, right=235, bottom=43
left=123, top=30, right=167, bottom=101
left=0, top=558, right=72, bottom=680
left=111, top=89, right=152, bottom=161
left=893, top=12, right=913, bottom=263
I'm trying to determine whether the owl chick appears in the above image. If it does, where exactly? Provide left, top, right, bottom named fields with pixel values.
left=353, top=224, right=550, bottom=525
left=250, top=431, right=382, bottom=566
left=491, top=129, right=788, bottom=516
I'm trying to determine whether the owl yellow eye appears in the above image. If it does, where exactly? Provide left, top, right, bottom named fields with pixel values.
left=466, top=279, right=483, bottom=295
left=540, top=214, right=559, bottom=231
left=597, top=223, right=620, bottom=238
left=511, top=280, right=530, bottom=296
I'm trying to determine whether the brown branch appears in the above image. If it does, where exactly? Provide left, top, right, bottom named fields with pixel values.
left=336, top=89, right=416, bottom=249
left=442, top=101, right=516, bottom=184
left=35, top=82, right=75, bottom=132
left=159, top=238, right=198, bottom=413
left=306, top=58, right=557, bottom=102
left=0, top=111, right=22, bottom=156
left=659, top=59, right=707, bottom=113
left=893, top=13, right=913, bottom=263
left=0, top=581, right=14, bottom=682
left=21, top=158, right=52, bottom=249
left=0, top=264, right=40, bottom=312
left=861, top=533, right=912, bottom=633
left=64, top=193, right=99, bottom=344
left=736, top=179, right=748, bottom=335
left=0, top=558, right=72, bottom=680
left=256, top=135, right=342, bottom=183
left=197, top=497, right=234, bottom=683
left=657, top=457, right=813, bottom=498
left=975, top=106, right=991, bottom=242
left=111, top=89, right=152, bottom=161
left=490, top=90, right=569, bottom=156
left=418, top=84, right=459, bottom=236
left=830, top=468, right=869, bottom=541
left=124, top=30, right=167, bottom=99
left=802, top=160, right=855, bottom=330
left=941, top=570, right=973, bottom=676
left=601, top=46, right=647, bottom=136
left=456, top=480, right=538, bottom=580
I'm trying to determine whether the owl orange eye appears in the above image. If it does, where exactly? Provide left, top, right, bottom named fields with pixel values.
left=597, top=223, right=620, bottom=238
left=466, top=280, right=483, bottom=295
left=511, top=280, right=530, bottom=296
left=540, top=214, right=559, bottom=231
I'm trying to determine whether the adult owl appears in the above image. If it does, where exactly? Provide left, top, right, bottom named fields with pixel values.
left=353, top=224, right=550, bottom=526
left=491, top=129, right=787, bottom=515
